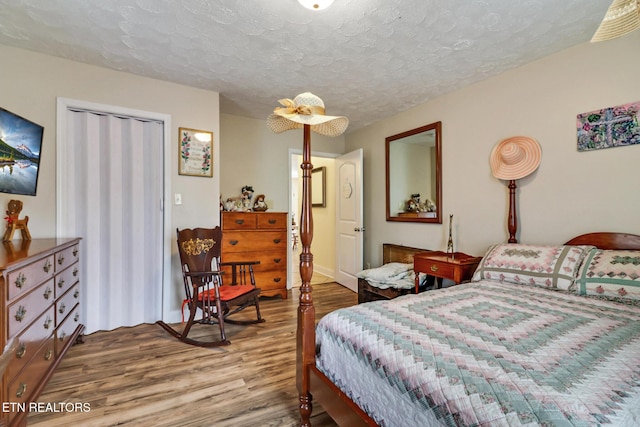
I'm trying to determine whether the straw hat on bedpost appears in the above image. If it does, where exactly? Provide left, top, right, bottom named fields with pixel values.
left=490, top=136, right=542, bottom=181
left=490, top=135, right=542, bottom=244
left=267, top=92, right=349, bottom=137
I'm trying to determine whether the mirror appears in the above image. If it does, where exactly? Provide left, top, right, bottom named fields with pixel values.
left=385, top=121, right=442, bottom=223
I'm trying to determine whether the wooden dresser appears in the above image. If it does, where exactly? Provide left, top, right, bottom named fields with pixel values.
left=221, top=212, right=288, bottom=299
left=0, top=238, right=84, bottom=427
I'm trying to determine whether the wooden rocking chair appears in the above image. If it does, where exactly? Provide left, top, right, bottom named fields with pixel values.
left=157, top=226, right=264, bottom=347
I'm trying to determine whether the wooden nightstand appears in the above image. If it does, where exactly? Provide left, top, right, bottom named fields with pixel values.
left=413, top=251, right=482, bottom=292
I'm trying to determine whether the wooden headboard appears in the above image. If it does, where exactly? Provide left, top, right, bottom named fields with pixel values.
left=382, top=243, right=429, bottom=264
left=565, top=232, right=640, bottom=250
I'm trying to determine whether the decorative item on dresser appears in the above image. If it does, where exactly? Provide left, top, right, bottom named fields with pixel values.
left=0, top=238, right=84, bottom=427
left=221, top=212, right=288, bottom=299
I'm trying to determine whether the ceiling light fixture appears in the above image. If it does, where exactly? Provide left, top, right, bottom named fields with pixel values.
left=592, top=0, right=640, bottom=42
left=297, top=0, right=334, bottom=11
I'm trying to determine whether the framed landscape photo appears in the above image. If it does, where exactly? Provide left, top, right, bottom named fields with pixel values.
left=178, top=127, right=213, bottom=177
left=0, top=107, right=44, bottom=196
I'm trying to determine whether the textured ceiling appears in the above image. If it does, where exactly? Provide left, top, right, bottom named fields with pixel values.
left=0, top=0, right=609, bottom=133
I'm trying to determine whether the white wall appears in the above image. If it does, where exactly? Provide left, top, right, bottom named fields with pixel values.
left=220, top=113, right=345, bottom=212
left=346, top=32, right=640, bottom=268
left=1, top=44, right=220, bottom=317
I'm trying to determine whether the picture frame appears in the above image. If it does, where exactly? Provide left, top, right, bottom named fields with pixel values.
left=178, top=127, right=213, bottom=177
left=577, top=101, right=640, bottom=152
left=311, top=166, right=326, bottom=207
left=0, top=107, right=44, bottom=196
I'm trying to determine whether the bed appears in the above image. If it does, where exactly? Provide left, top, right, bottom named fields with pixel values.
left=357, top=244, right=430, bottom=304
left=297, top=232, right=640, bottom=426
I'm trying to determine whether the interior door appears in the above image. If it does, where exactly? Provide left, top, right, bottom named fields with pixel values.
left=334, top=149, right=363, bottom=291
left=57, top=99, right=168, bottom=333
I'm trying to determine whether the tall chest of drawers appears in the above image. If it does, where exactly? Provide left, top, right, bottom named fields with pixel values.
left=221, top=212, right=288, bottom=299
left=0, top=238, right=84, bottom=427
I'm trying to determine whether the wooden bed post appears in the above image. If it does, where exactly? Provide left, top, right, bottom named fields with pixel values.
left=508, top=179, right=518, bottom=243
left=297, top=124, right=315, bottom=426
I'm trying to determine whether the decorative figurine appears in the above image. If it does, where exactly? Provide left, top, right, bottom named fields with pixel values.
left=253, top=194, right=268, bottom=211
left=3, top=199, right=32, bottom=241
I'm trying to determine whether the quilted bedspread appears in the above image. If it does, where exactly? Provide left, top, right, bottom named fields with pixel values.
left=315, top=280, right=640, bottom=426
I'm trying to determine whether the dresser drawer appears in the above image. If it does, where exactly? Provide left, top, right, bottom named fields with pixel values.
left=7, top=319, right=55, bottom=386
left=256, top=213, right=287, bottom=229
left=222, top=250, right=286, bottom=270
left=222, top=212, right=257, bottom=230
left=222, top=231, right=286, bottom=253
left=6, top=255, right=54, bottom=301
left=7, top=280, right=55, bottom=339
left=54, top=261, right=80, bottom=298
left=56, top=284, right=80, bottom=325
left=6, top=337, right=56, bottom=407
left=55, top=304, right=81, bottom=355
left=253, top=271, right=286, bottom=290
left=419, top=258, right=456, bottom=278
left=54, top=242, right=80, bottom=273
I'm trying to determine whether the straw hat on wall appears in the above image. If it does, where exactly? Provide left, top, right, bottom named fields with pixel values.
left=490, top=136, right=542, bottom=180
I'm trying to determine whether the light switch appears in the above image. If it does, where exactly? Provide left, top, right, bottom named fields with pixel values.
left=174, top=193, right=182, bottom=205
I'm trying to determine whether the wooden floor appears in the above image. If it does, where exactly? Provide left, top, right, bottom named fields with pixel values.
left=27, top=282, right=356, bottom=427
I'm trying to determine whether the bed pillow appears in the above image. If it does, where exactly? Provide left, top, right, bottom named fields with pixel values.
left=575, top=249, right=640, bottom=300
left=471, top=243, right=593, bottom=290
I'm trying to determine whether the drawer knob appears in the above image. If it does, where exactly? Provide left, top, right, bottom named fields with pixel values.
left=229, top=240, right=239, bottom=246
left=273, top=258, right=281, bottom=263
left=74, top=289, right=80, bottom=299
left=73, top=247, right=79, bottom=257
left=430, top=265, right=438, bottom=272
left=15, top=305, right=26, bottom=322
left=43, top=259, right=52, bottom=273
left=235, top=219, right=244, bottom=225
left=73, top=267, right=79, bottom=277
left=45, top=349, right=53, bottom=361
left=59, top=332, right=67, bottom=342
left=273, top=277, right=281, bottom=283
left=43, top=287, right=53, bottom=300
left=44, top=316, right=52, bottom=330
left=58, top=255, right=65, bottom=265
left=15, top=273, right=26, bottom=288
left=273, top=238, right=281, bottom=244
left=58, top=279, right=65, bottom=288
left=268, top=219, right=276, bottom=224
left=16, top=342, right=26, bottom=359
left=16, top=382, right=27, bottom=398
left=74, top=313, right=80, bottom=322
left=59, top=303, right=66, bottom=314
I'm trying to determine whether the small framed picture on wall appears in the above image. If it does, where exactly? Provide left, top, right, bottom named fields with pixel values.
left=178, top=127, right=213, bottom=177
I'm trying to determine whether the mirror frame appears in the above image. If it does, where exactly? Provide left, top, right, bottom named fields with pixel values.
left=385, top=121, right=442, bottom=224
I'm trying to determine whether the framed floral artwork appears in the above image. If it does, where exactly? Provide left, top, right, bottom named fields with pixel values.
left=577, top=101, right=640, bottom=152
left=178, top=127, right=213, bottom=177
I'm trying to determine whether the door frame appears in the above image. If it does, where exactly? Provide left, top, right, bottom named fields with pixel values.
left=288, top=149, right=339, bottom=289
left=55, top=97, right=173, bottom=321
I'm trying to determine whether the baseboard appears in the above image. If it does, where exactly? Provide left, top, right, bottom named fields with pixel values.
left=312, top=264, right=335, bottom=280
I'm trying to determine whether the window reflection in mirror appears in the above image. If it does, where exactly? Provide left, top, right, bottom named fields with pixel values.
left=385, top=121, right=442, bottom=223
